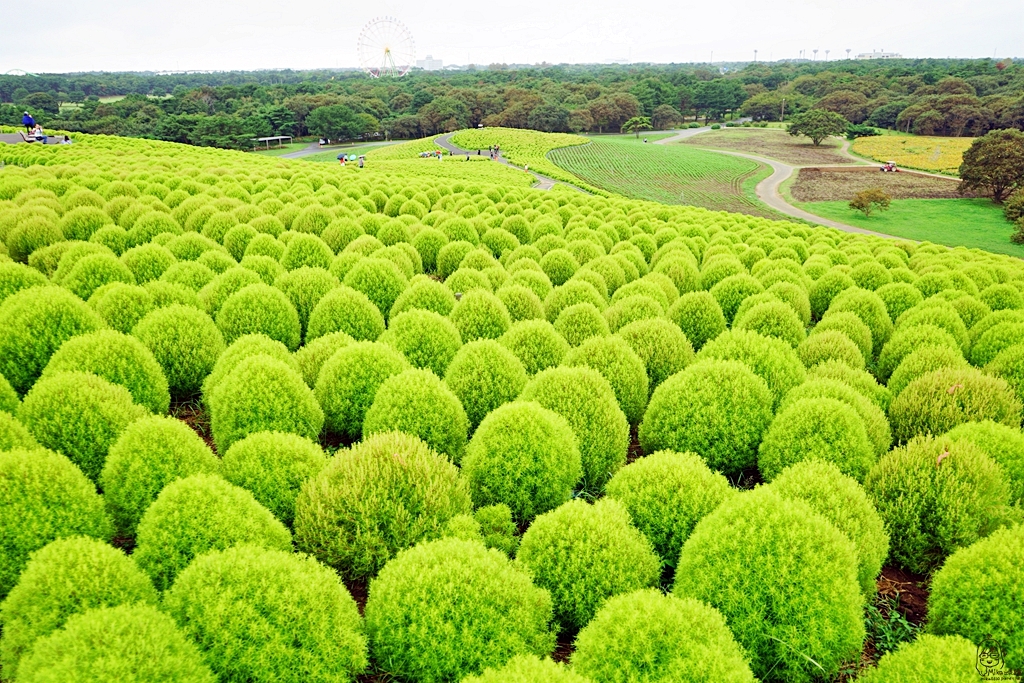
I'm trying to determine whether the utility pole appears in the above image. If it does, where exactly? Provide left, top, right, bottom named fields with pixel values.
left=754, top=49, right=758, bottom=62
left=781, top=97, right=786, bottom=122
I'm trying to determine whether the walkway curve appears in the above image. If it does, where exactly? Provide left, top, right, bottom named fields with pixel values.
left=655, top=128, right=897, bottom=238
left=435, top=132, right=582, bottom=192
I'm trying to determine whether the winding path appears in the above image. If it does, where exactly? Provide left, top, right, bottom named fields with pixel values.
left=654, top=129, right=897, bottom=237
left=435, top=133, right=563, bottom=191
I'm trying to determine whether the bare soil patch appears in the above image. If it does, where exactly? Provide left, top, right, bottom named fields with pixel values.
left=682, top=128, right=854, bottom=165
left=792, top=168, right=971, bottom=202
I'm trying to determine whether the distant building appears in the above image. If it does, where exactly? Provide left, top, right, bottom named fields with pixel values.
left=416, top=55, right=443, bottom=71
left=856, top=51, right=902, bottom=59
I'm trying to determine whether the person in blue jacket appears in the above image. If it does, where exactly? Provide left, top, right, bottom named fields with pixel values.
left=22, top=112, right=34, bottom=134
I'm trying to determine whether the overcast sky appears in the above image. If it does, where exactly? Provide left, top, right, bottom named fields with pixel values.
left=2, top=0, right=1020, bottom=74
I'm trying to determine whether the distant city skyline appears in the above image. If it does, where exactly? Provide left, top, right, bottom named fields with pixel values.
left=1, top=0, right=1019, bottom=74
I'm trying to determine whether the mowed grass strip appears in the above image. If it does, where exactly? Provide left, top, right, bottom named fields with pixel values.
left=795, top=197, right=1022, bottom=256
left=682, top=128, right=855, bottom=166
left=549, top=136, right=783, bottom=218
left=791, top=168, right=971, bottom=202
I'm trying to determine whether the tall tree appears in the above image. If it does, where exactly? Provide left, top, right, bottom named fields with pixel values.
left=787, top=109, right=850, bottom=146
left=959, top=129, right=1024, bottom=202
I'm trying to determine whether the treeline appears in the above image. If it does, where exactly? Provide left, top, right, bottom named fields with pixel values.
left=1, top=59, right=1021, bottom=150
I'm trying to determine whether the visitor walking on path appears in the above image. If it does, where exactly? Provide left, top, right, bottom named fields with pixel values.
left=21, top=112, right=34, bottom=134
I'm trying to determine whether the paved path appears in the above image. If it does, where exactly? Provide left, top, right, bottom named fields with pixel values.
left=278, top=140, right=396, bottom=159
left=435, top=133, right=562, bottom=191
left=0, top=132, right=64, bottom=145
left=655, top=128, right=897, bottom=237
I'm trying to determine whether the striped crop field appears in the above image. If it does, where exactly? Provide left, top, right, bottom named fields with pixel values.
left=549, top=137, right=782, bottom=218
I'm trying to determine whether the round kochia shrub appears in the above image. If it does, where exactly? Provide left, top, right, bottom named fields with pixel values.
left=499, top=320, right=570, bottom=375
left=314, top=341, right=409, bottom=439
left=571, top=590, right=756, bottom=683
left=796, top=329, right=865, bottom=370
left=928, top=524, right=1024, bottom=672
left=564, top=335, right=648, bottom=424
left=132, top=304, right=225, bottom=396
left=0, top=537, right=158, bottom=679
left=605, top=450, right=732, bottom=569
left=18, top=371, right=147, bottom=482
left=221, top=431, right=327, bottom=526
left=216, top=283, right=301, bottom=351
left=769, top=460, right=888, bottom=596
left=390, top=277, right=457, bottom=317
left=294, top=431, right=471, bottom=580
left=516, top=499, right=659, bottom=632
left=344, top=257, right=408, bottom=318
left=88, top=282, right=155, bottom=334
left=519, top=366, right=628, bottom=492
left=132, top=473, right=291, bottom=591
left=865, top=435, right=1012, bottom=574
left=782, top=377, right=892, bottom=457
left=364, top=538, right=555, bottom=683
left=379, top=309, right=462, bottom=377
left=944, top=420, right=1024, bottom=506
left=209, top=355, right=324, bottom=455
left=42, top=330, right=169, bottom=414
left=15, top=604, right=215, bottom=683
left=734, top=299, right=806, bottom=348
left=757, top=397, right=875, bottom=482
left=672, top=487, right=864, bottom=683
left=0, top=262, right=48, bottom=303
left=306, top=285, right=385, bottom=342
left=444, top=340, right=527, bottom=430
left=876, top=323, right=961, bottom=381
left=0, top=448, right=112, bottom=600
left=449, top=289, right=512, bottom=342
left=615, top=317, right=694, bottom=392
left=294, top=331, right=351, bottom=388
left=857, top=634, right=980, bottom=683
left=696, top=328, right=806, bottom=409
left=363, top=369, right=469, bottom=461
left=201, top=333, right=298, bottom=403
left=554, top=302, right=609, bottom=347
left=639, top=360, right=773, bottom=478
left=99, top=415, right=220, bottom=537
left=887, top=344, right=968, bottom=398
left=0, top=286, right=104, bottom=395
left=462, top=401, right=581, bottom=523
left=889, top=367, right=1022, bottom=444
left=462, top=655, right=588, bottom=683
left=825, top=286, right=892, bottom=355
left=62, top=252, right=136, bottom=300
left=0, top=413, right=34, bottom=452
left=163, top=545, right=367, bottom=683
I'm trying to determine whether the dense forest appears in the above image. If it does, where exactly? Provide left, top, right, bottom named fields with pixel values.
left=2, top=58, right=1021, bottom=150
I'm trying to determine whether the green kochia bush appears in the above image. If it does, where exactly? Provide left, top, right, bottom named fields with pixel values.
left=293, top=431, right=471, bottom=580
left=856, top=634, right=980, bottom=683
left=615, top=317, right=694, bottom=393
left=757, top=397, right=875, bottom=482
left=809, top=359, right=892, bottom=411
left=390, top=277, right=457, bottom=317
left=696, top=328, right=806, bottom=409
left=462, top=655, right=588, bottom=683
left=0, top=448, right=112, bottom=600
left=571, top=590, right=756, bottom=683
left=132, top=473, right=291, bottom=591
left=132, top=304, right=225, bottom=396
left=734, top=299, right=806, bottom=348
left=639, top=360, right=773, bottom=478
left=864, top=435, right=1012, bottom=574
left=294, top=331, right=351, bottom=388
left=221, top=431, right=327, bottom=526
left=796, top=330, right=865, bottom=370
left=0, top=286, right=105, bottom=395
left=209, top=354, right=324, bottom=454
left=364, top=538, right=555, bottom=683
left=344, top=257, right=409, bottom=319
left=519, top=366, right=628, bottom=492
left=944, top=420, right=1024, bottom=506
left=306, top=285, right=385, bottom=342
left=554, top=302, right=609, bottom=347
left=499, top=320, right=570, bottom=375
left=0, top=413, right=33, bottom=453
left=769, top=460, right=888, bottom=596
left=99, top=415, right=220, bottom=537
left=605, top=450, right=734, bottom=568
left=18, top=371, right=147, bottom=482
left=781, top=378, right=892, bottom=457
left=363, top=369, right=469, bottom=462
left=462, top=401, right=581, bottom=523
left=380, top=309, right=462, bottom=377
left=62, top=252, right=136, bottom=300
left=928, top=524, right=1024, bottom=672
left=201, top=334, right=298, bottom=404
left=665, top=291, right=727, bottom=350
left=449, top=289, right=512, bottom=342
left=271, top=266, right=338, bottom=339
left=564, top=336, right=648, bottom=424
left=315, top=341, right=409, bottom=439
left=444, top=340, right=527, bottom=430
left=88, top=282, right=155, bottom=334
left=888, top=367, right=1022, bottom=444
left=887, top=345, right=968, bottom=399
left=216, top=283, right=301, bottom=351
left=672, top=488, right=864, bottom=683
left=42, top=330, right=170, bottom=414
left=516, top=500, right=659, bottom=632
left=0, top=537, right=158, bottom=680
left=15, top=604, right=216, bottom=683
left=163, top=545, right=367, bottom=683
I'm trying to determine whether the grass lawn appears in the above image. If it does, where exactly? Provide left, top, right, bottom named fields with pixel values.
left=795, top=198, right=1023, bottom=256
left=301, top=141, right=403, bottom=163
left=549, top=136, right=785, bottom=219
left=252, top=142, right=308, bottom=156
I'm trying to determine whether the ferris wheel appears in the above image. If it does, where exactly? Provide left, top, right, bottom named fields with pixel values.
left=357, top=17, right=415, bottom=78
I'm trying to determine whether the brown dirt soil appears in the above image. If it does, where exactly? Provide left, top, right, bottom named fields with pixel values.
left=682, top=128, right=854, bottom=165
left=877, top=566, right=930, bottom=626
left=792, top=167, right=972, bottom=202
left=170, top=396, right=216, bottom=454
